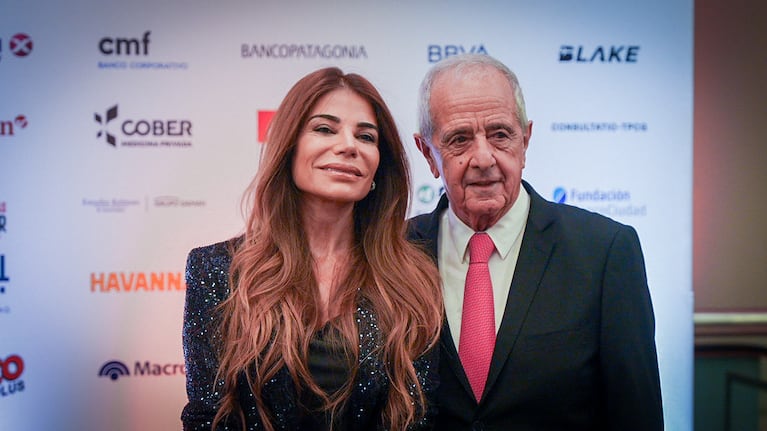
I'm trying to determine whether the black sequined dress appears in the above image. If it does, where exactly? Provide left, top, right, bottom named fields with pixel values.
left=181, top=239, right=438, bottom=430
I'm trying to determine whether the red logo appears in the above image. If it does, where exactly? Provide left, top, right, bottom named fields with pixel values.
left=257, top=110, right=276, bottom=143
left=14, top=115, right=28, bottom=129
left=1, top=114, right=28, bottom=137
left=9, top=34, right=33, bottom=57
left=0, top=354, right=24, bottom=382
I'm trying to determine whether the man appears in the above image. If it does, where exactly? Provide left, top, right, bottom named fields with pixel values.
left=408, top=53, right=663, bottom=430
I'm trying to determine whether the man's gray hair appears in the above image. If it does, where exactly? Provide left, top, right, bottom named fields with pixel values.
left=417, top=53, right=528, bottom=143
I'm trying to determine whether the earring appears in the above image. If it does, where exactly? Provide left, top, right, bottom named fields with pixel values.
left=370, top=181, right=376, bottom=191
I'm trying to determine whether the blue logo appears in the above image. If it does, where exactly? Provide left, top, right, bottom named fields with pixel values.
left=0, top=201, right=5, bottom=235
left=99, top=360, right=130, bottom=381
left=0, top=254, right=9, bottom=314
left=553, top=187, right=567, bottom=204
left=559, top=45, right=639, bottom=63
left=427, top=44, right=487, bottom=63
left=0, top=254, right=9, bottom=295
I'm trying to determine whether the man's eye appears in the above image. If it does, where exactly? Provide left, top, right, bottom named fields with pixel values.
left=449, top=135, right=468, bottom=145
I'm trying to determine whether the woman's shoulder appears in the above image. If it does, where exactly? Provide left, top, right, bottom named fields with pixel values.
left=185, top=236, right=242, bottom=304
left=187, top=236, right=241, bottom=265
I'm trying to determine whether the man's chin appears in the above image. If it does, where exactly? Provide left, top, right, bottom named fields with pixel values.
left=466, top=197, right=507, bottom=214
left=458, top=199, right=509, bottom=230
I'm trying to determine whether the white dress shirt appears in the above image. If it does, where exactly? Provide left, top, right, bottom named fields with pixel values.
left=438, top=186, right=531, bottom=349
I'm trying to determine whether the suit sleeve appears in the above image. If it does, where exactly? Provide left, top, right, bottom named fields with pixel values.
left=600, top=225, right=664, bottom=430
left=181, top=247, right=229, bottom=431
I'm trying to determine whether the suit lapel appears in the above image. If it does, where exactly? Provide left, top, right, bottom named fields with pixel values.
left=440, top=319, right=476, bottom=398
left=414, top=196, right=478, bottom=399
left=483, top=181, right=557, bottom=398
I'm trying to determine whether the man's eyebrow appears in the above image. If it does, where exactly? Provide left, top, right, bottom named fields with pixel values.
left=486, top=122, right=514, bottom=132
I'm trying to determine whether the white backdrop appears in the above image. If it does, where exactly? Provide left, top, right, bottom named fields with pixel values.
left=0, top=0, right=693, bottom=429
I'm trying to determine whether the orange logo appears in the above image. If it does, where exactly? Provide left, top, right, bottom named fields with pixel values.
left=90, top=272, right=185, bottom=293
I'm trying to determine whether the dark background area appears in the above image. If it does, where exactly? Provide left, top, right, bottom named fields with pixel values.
left=694, top=0, right=767, bottom=312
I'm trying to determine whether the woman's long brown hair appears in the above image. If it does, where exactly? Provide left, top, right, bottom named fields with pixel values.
left=212, top=67, right=443, bottom=430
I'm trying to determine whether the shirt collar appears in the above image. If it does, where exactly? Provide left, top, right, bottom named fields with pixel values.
left=446, top=185, right=530, bottom=263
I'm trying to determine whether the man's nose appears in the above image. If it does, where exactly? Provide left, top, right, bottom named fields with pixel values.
left=470, top=135, right=496, bottom=168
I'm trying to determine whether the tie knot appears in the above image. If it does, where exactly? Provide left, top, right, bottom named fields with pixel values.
left=469, top=232, right=495, bottom=264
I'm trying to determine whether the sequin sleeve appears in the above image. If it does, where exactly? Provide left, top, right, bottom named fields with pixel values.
left=181, top=241, right=233, bottom=430
left=408, top=345, right=440, bottom=430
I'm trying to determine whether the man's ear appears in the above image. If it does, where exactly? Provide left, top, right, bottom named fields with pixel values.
left=414, top=134, right=441, bottom=179
left=521, top=120, right=533, bottom=169
left=524, top=120, right=533, bottom=150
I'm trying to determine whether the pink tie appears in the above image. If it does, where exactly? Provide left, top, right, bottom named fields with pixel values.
left=459, top=232, right=496, bottom=402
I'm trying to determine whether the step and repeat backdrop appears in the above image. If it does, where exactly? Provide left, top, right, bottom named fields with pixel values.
left=1, top=0, right=692, bottom=429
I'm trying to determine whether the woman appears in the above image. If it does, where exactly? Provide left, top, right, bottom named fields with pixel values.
left=181, top=67, right=443, bottom=431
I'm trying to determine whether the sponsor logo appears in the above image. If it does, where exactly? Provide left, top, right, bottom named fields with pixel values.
left=90, top=272, right=186, bottom=293
left=552, top=187, right=567, bottom=204
left=99, top=359, right=185, bottom=381
left=550, top=122, right=648, bottom=133
left=416, top=184, right=444, bottom=204
left=0, top=354, right=25, bottom=397
left=95, top=106, right=118, bottom=146
left=553, top=186, right=647, bottom=217
left=97, top=31, right=188, bottom=70
left=0, top=201, right=6, bottom=237
left=152, top=196, right=205, bottom=208
left=551, top=121, right=649, bottom=133
left=93, top=104, right=193, bottom=149
left=82, top=197, right=142, bottom=213
left=559, top=45, right=640, bottom=63
left=9, top=34, right=33, bottom=57
left=1, top=33, right=33, bottom=62
left=428, top=44, right=488, bottom=63
left=257, top=110, right=276, bottom=143
left=0, top=253, right=9, bottom=294
left=81, top=196, right=205, bottom=212
left=98, top=360, right=130, bottom=381
left=0, top=115, right=28, bottom=137
left=99, top=31, right=151, bottom=56
left=0, top=254, right=8, bottom=314
left=241, top=43, right=367, bottom=60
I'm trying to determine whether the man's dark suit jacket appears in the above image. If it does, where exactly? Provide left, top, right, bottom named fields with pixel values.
left=407, top=180, right=663, bottom=431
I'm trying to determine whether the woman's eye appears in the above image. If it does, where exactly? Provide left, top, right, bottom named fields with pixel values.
left=359, top=133, right=377, bottom=143
left=315, top=125, right=334, bottom=134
